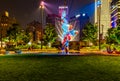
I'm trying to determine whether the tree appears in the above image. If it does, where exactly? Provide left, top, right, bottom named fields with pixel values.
left=43, top=24, right=57, bottom=46
left=21, top=30, right=31, bottom=44
left=81, top=23, right=98, bottom=45
left=106, top=25, right=120, bottom=45
left=115, top=25, right=120, bottom=42
left=106, top=28, right=118, bottom=44
left=7, top=23, right=22, bottom=46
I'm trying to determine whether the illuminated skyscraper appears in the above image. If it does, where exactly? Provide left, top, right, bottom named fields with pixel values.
left=94, top=0, right=111, bottom=39
left=58, top=0, right=68, bottom=17
left=0, top=11, right=17, bottom=37
left=59, top=6, right=68, bottom=17
left=111, top=0, right=120, bottom=28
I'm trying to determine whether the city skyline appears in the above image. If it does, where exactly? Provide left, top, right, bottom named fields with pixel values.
left=0, top=0, right=94, bottom=27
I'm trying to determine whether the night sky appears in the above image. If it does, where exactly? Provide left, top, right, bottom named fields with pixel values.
left=0, top=0, right=94, bottom=27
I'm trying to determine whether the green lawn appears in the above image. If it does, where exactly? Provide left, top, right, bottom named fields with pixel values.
left=0, top=54, right=120, bottom=81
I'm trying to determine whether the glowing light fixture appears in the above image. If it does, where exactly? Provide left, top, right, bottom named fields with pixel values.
left=76, top=14, right=80, bottom=18
left=41, top=1, right=44, bottom=6
left=82, top=13, right=86, bottom=16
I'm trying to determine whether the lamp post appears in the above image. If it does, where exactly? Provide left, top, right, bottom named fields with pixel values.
left=97, top=0, right=101, bottom=50
left=102, top=24, right=104, bottom=39
left=40, top=1, right=44, bottom=49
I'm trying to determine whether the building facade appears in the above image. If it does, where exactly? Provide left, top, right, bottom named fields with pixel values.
left=0, top=11, right=17, bottom=47
left=59, top=6, right=68, bottom=17
left=46, top=14, right=60, bottom=26
left=26, top=20, right=42, bottom=43
left=94, top=0, right=111, bottom=38
left=111, top=0, right=120, bottom=28
left=0, top=11, right=16, bottom=37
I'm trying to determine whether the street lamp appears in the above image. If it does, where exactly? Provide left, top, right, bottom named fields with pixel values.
left=40, top=1, right=45, bottom=49
left=102, top=24, right=104, bottom=39
left=97, top=0, right=102, bottom=50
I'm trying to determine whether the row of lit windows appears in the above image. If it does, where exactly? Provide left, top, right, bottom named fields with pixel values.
left=111, top=0, right=120, bottom=27
left=0, top=23, right=8, bottom=27
left=111, top=8, right=118, bottom=16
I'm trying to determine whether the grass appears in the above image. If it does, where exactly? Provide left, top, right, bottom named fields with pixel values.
left=0, top=54, right=120, bottom=81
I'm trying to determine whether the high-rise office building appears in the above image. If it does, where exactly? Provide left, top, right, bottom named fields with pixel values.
left=58, top=6, right=68, bottom=17
left=111, top=0, right=120, bottom=28
left=94, top=0, right=111, bottom=38
left=0, top=11, right=17, bottom=37
left=46, top=14, right=60, bottom=26
left=26, top=20, right=42, bottom=43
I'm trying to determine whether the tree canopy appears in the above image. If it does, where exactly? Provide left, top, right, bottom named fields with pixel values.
left=81, top=23, right=98, bottom=45
left=43, top=24, right=57, bottom=45
left=106, top=25, right=120, bottom=45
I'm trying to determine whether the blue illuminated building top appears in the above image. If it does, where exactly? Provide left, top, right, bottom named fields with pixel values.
left=97, top=0, right=101, bottom=6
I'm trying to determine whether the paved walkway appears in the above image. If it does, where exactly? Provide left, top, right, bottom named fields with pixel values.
left=0, top=49, right=120, bottom=56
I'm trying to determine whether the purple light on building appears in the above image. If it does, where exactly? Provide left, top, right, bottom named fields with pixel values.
left=41, top=1, right=44, bottom=6
left=59, top=6, right=68, bottom=17
left=111, top=15, right=117, bottom=28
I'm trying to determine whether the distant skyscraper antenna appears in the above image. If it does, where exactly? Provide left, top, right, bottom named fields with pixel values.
left=58, top=0, right=68, bottom=17
left=64, top=0, right=67, bottom=6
